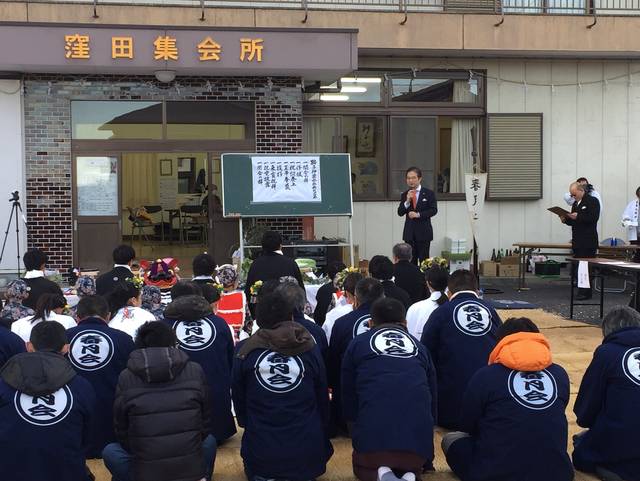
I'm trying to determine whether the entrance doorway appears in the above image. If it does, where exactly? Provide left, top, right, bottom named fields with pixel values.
left=122, top=152, right=209, bottom=276
left=74, top=151, right=240, bottom=275
left=71, top=99, right=255, bottom=273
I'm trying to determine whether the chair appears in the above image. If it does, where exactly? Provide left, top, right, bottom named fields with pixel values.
left=127, top=207, right=154, bottom=243
left=180, top=205, right=208, bottom=245
left=144, top=205, right=165, bottom=242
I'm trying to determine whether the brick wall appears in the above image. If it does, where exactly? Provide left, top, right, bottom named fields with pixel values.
left=23, top=75, right=303, bottom=269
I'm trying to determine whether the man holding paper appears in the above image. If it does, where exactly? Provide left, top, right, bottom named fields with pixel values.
left=560, top=182, right=601, bottom=300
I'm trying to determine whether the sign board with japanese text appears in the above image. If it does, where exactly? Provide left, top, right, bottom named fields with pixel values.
left=464, top=172, right=487, bottom=238
left=0, top=23, right=357, bottom=80
left=252, top=156, right=322, bottom=204
left=222, top=153, right=352, bottom=217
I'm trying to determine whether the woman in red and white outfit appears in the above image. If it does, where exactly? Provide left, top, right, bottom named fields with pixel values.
left=216, top=264, right=252, bottom=341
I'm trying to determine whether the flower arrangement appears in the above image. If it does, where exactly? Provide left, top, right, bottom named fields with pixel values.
left=212, top=283, right=224, bottom=295
left=334, top=266, right=360, bottom=289
left=420, top=257, right=449, bottom=273
left=249, top=280, right=263, bottom=297
left=126, top=276, right=144, bottom=290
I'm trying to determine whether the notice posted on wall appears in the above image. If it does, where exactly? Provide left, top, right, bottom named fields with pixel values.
left=76, top=156, right=118, bottom=216
left=252, top=156, right=322, bottom=203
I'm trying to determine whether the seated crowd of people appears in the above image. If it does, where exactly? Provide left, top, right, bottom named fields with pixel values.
left=0, top=232, right=639, bottom=481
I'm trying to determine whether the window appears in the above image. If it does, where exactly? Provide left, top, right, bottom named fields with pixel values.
left=303, top=69, right=487, bottom=200
left=72, top=101, right=162, bottom=140
left=72, top=100, right=254, bottom=141
left=166, top=101, right=249, bottom=140
left=304, top=76, right=382, bottom=103
left=345, top=116, right=386, bottom=200
left=437, top=117, right=483, bottom=194
left=389, top=117, right=437, bottom=196
left=390, top=75, right=481, bottom=104
left=303, top=117, right=340, bottom=152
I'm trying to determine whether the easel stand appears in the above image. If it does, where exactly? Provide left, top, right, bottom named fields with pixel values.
left=238, top=215, right=355, bottom=267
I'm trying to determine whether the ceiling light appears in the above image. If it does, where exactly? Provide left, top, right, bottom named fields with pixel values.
left=341, top=86, right=367, bottom=93
left=320, top=94, right=350, bottom=101
left=341, top=77, right=382, bottom=84
left=154, top=70, right=176, bottom=83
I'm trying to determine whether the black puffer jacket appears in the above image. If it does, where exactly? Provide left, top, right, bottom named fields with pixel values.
left=114, top=347, right=211, bottom=481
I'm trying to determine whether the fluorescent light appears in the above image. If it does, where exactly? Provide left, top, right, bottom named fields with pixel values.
left=320, top=94, right=350, bottom=101
left=340, top=86, right=367, bottom=93
left=320, top=82, right=339, bottom=90
left=341, top=77, right=381, bottom=84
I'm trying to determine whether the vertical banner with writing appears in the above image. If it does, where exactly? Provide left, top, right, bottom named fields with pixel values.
left=464, top=173, right=487, bottom=238
left=252, top=156, right=322, bottom=203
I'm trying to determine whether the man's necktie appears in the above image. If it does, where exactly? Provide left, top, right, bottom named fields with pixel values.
left=411, top=189, right=417, bottom=209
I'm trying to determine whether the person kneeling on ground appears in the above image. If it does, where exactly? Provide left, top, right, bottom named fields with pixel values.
left=66, top=295, right=135, bottom=459
left=342, top=297, right=437, bottom=481
left=573, top=306, right=640, bottom=481
left=442, top=317, right=573, bottom=481
left=103, top=322, right=216, bottom=481
left=163, top=283, right=237, bottom=443
left=232, top=291, right=333, bottom=481
left=0, top=321, right=96, bottom=481
left=327, top=277, right=385, bottom=437
left=421, top=269, right=502, bottom=430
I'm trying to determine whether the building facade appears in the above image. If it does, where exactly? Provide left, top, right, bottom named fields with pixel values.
left=1, top=1, right=639, bottom=271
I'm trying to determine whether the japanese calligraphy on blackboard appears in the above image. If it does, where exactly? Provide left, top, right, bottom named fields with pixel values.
left=251, top=156, right=322, bottom=203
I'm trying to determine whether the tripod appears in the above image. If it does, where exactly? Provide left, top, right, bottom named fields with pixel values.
left=0, top=191, right=28, bottom=276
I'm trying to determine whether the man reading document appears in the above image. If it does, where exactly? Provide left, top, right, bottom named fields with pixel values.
left=554, top=182, right=600, bottom=300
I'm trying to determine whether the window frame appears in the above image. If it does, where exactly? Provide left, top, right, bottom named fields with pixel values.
left=71, top=99, right=256, bottom=152
left=387, top=70, right=485, bottom=109
left=302, top=69, right=487, bottom=202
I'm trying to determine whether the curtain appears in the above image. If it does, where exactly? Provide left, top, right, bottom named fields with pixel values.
left=122, top=153, right=160, bottom=208
left=303, top=118, right=324, bottom=153
left=449, top=81, right=481, bottom=193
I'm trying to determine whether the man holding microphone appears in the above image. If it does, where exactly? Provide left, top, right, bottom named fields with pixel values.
left=397, top=167, right=438, bottom=265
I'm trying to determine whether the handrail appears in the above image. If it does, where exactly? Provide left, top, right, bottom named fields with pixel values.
left=4, top=0, right=640, bottom=17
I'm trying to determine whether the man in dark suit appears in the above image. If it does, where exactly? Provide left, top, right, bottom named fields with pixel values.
left=392, top=242, right=427, bottom=304
left=244, top=231, right=304, bottom=315
left=369, top=255, right=411, bottom=309
left=562, top=182, right=600, bottom=301
left=21, top=249, right=63, bottom=311
left=313, top=261, right=346, bottom=327
left=397, top=166, right=438, bottom=265
left=96, top=245, right=136, bottom=297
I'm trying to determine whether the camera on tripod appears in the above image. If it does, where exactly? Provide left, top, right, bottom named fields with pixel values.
left=9, top=191, right=19, bottom=203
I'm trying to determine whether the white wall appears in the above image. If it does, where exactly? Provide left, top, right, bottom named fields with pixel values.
left=315, top=59, right=640, bottom=261
left=0, top=80, right=26, bottom=274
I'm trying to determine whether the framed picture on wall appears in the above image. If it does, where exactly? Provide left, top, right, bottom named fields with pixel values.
left=356, top=118, right=376, bottom=157
left=177, top=157, right=194, bottom=173
left=160, top=159, right=172, bottom=176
